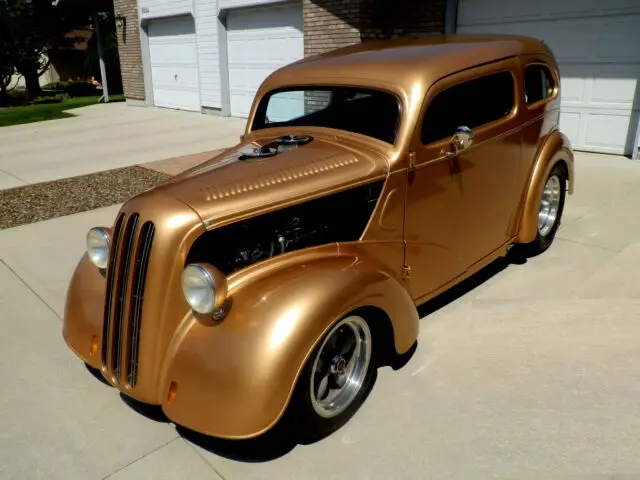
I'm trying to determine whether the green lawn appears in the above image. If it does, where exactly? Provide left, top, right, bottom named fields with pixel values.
left=0, top=94, right=125, bottom=127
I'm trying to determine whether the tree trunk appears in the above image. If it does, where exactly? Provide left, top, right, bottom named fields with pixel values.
left=19, top=62, right=43, bottom=99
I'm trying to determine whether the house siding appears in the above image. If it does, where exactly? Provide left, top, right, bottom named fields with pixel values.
left=195, top=0, right=222, bottom=108
left=114, top=0, right=146, bottom=100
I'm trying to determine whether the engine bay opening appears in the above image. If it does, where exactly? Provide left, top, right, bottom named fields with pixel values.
left=186, top=180, right=385, bottom=275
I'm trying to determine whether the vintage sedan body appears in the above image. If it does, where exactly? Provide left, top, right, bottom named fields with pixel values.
left=63, top=34, right=574, bottom=441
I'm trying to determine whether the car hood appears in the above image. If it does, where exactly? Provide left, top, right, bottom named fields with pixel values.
left=155, top=131, right=389, bottom=229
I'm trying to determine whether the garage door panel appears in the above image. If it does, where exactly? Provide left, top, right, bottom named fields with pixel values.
left=559, top=111, right=581, bottom=144
left=457, top=0, right=640, bottom=155
left=599, top=16, right=640, bottom=62
left=459, top=0, right=640, bottom=26
left=149, top=64, right=199, bottom=86
left=148, top=16, right=200, bottom=112
left=227, top=3, right=303, bottom=118
left=148, top=16, right=195, bottom=36
left=227, top=3, right=302, bottom=31
left=149, top=43, right=198, bottom=63
left=583, top=113, right=632, bottom=151
left=590, top=78, right=638, bottom=108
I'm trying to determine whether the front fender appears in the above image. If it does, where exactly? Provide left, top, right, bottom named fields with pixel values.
left=517, top=130, right=575, bottom=244
left=160, top=251, right=418, bottom=439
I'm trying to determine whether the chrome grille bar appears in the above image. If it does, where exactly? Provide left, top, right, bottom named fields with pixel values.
left=111, top=214, right=139, bottom=382
left=126, top=221, right=155, bottom=387
left=102, top=213, right=124, bottom=367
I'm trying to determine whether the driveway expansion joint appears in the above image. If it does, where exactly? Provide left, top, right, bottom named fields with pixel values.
left=0, top=258, right=61, bottom=321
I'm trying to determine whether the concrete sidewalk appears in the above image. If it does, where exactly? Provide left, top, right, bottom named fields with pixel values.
left=0, top=103, right=245, bottom=189
left=1, top=153, right=640, bottom=479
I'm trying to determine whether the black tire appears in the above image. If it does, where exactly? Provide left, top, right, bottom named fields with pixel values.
left=289, top=314, right=377, bottom=443
left=524, top=163, right=567, bottom=256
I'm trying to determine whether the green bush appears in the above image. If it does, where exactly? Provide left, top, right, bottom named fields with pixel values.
left=42, top=80, right=99, bottom=97
left=31, top=93, right=69, bottom=104
left=42, top=81, right=69, bottom=92
left=65, top=81, right=99, bottom=97
left=3, top=88, right=29, bottom=106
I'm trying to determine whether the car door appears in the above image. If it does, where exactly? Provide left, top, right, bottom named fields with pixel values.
left=421, top=59, right=524, bottom=266
left=405, top=58, right=523, bottom=301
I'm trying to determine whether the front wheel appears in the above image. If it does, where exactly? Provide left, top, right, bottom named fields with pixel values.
left=290, top=314, right=376, bottom=442
left=525, top=163, right=567, bottom=255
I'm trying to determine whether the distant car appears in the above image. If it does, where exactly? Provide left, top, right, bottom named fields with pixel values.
left=63, top=34, right=574, bottom=441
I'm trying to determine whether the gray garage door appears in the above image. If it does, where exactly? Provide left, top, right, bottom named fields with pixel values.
left=457, top=0, right=640, bottom=156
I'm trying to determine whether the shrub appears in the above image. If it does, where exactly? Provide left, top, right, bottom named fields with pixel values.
left=65, top=81, right=99, bottom=97
left=42, top=81, right=99, bottom=97
left=42, top=81, right=69, bottom=92
left=3, top=88, right=29, bottom=106
left=31, top=93, right=69, bottom=104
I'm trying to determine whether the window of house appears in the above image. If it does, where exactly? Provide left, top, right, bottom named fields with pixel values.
left=421, top=71, right=515, bottom=144
left=524, top=64, right=555, bottom=106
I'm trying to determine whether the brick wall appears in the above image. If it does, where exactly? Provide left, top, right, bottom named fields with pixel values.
left=303, top=0, right=447, bottom=57
left=303, top=0, right=362, bottom=57
left=113, top=0, right=145, bottom=101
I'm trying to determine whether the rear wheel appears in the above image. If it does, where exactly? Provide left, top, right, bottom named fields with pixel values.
left=291, top=314, right=376, bottom=442
left=525, top=163, right=567, bottom=255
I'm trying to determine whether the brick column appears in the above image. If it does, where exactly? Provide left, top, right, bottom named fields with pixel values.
left=113, top=0, right=146, bottom=101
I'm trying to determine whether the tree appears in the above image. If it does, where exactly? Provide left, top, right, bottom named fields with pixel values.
left=0, top=0, right=104, bottom=99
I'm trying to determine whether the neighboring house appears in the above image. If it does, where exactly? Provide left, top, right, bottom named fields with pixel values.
left=112, top=0, right=640, bottom=157
left=9, top=27, right=94, bottom=89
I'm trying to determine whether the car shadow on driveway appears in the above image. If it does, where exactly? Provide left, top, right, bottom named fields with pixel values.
left=416, top=254, right=516, bottom=319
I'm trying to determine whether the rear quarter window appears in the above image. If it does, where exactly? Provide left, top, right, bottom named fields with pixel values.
left=524, top=64, right=556, bottom=106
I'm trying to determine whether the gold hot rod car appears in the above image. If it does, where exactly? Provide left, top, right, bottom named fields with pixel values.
left=64, top=34, right=574, bottom=440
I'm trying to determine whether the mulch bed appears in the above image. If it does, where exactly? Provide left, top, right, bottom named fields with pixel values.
left=0, top=166, right=170, bottom=230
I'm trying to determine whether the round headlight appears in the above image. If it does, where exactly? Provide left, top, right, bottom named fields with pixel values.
left=182, top=263, right=227, bottom=315
left=86, top=227, right=111, bottom=269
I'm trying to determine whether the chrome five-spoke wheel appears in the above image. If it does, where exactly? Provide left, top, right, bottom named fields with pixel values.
left=310, top=315, right=372, bottom=419
left=538, top=174, right=561, bottom=237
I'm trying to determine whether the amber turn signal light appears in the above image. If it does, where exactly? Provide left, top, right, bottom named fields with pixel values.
left=167, top=381, right=178, bottom=405
left=90, top=335, right=99, bottom=357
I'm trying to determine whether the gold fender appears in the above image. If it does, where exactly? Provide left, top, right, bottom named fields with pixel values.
left=517, top=130, right=575, bottom=244
left=160, top=250, right=419, bottom=439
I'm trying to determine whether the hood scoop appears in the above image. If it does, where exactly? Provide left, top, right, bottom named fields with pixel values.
left=275, top=135, right=313, bottom=146
left=239, top=135, right=314, bottom=160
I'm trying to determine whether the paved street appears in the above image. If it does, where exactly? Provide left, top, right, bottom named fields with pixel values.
left=1, top=152, right=640, bottom=479
left=0, top=103, right=244, bottom=189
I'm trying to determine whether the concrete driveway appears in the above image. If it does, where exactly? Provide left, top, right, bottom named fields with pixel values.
left=0, top=103, right=245, bottom=189
left=1, top=153, right=640, bottom=479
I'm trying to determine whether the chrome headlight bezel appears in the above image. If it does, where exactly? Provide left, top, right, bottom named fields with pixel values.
left=181, top=263, right=228, bottom=315
left=86, top=227, right=111, bottom=269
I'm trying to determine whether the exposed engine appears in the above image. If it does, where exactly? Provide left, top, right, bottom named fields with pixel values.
left=186, top=180, right=385, bottom=275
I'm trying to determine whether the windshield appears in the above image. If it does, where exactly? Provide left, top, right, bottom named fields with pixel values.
left=251, top=87, right=401, bottom=144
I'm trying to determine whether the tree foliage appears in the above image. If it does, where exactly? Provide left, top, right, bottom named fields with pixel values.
left=0, top=0, right=115, bottom=100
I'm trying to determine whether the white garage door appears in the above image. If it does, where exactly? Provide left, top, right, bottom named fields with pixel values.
left=226, top=2, right=304, bottom=118
left=457, top=0, right=640, bottom=155
left=148, top=16, right=200, bottom=112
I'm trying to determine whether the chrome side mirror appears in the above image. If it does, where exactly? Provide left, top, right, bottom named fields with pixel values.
left=451, top=126, right=474, bottom=152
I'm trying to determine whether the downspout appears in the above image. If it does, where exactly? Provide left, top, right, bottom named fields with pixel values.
left=93, top=11, right=110, bottom=103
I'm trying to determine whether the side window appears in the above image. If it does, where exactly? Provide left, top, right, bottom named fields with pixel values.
left=421, top=71, right=515, bottom=144
left=524, top=64, right=555, bottom=106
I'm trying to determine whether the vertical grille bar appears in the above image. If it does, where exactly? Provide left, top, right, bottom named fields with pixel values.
left=110, top=214, right=139, bottom=382
left=126, top=221, right=155, bottom=387
left=102, top=214, right=125, bottom=367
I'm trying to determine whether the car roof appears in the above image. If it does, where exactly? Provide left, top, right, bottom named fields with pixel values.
left=257, top=34, right=553, bottom=100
